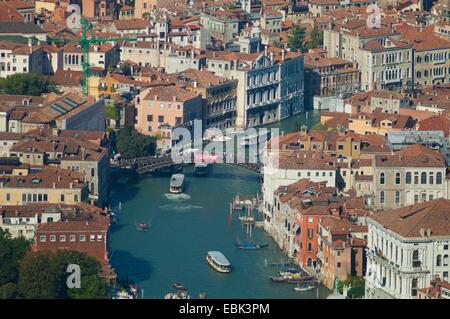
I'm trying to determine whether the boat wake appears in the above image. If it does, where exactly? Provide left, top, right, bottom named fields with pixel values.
left=159, top=204, right=203, bottom=212
left=164, top=193, right=191, bottom=201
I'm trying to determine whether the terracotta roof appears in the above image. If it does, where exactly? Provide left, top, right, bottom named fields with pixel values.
left=418, top=115, right=450, bottom=137
left=113, top=19, right=149, bottom=31
left=375, top=144, right=445, bottom=168
left=277, top=151, right=336, bottom=170
left=369, top=199, right=450, bottom=238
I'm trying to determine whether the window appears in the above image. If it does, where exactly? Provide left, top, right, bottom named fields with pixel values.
left=395, top=191, right=400, bottom=206
left=395, top=172, right=401, bottom=184
left=39, top=235, right=46, bottom=242
left=60, top=194, right=65, bottom=202
left=405, top=172, right=412, bottom=184
left=380, top=191, right=385, bottom=205
left=60, top=235, right=66, bottom=242
left=429, top=172, right=434, bottom=184
left=158, top=115, right=164, bottom=123
left=379, top=172, right=385, bottom=184
left=414, top=172, right=419, bottom=184
left=411, top=278, right=418, bottom=297
left=70, top=235, right=76, bottom=242
left=308, top=228, right=313, bottom=239
left=307, top=242, right=312, bottom=252
left=80, top=235, right=86, bottom=242
left=50, top=235, right=56, bottom=242
left=337, top=262, right=341, bottom=268
left=421, top=172, right=427, bottom=184
left=444, top=255, right=449, bottom=266
left=90, top=235, right=95, bottom=242
left=147, top=114, right=153, bottom=122
left=437, top=255, right=442, bottom=266
left=437, top=172, right=443, bottom=184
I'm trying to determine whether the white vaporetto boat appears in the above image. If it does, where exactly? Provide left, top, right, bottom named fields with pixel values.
left=206, top=251, right=231, bottom=273
left=169, top=174, right=185, bottom=194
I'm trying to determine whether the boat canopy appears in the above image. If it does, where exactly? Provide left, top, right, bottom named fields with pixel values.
left=208, top=251, right=230, bottom=267
left=170, top=174, right=184, bottom=187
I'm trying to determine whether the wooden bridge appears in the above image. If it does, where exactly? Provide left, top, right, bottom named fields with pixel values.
left=111, top=153, right=262, bottom=175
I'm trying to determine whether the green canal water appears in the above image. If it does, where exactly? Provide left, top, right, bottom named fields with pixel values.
left=108, top=111, right=330, bottom=299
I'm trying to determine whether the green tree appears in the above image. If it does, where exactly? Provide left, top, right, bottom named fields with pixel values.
left=306, top=26, right=324, bottom=50
left=18, top=251, right=66, bottom=299
left=0, top=283, right=19, bottom=299
left=117, top=126, right=156, bottom=159
left=0, top=73, right=58, bottom=96
left=55, top=251, right=109, bottom=299
left=0, top=229, right=30, bottom=287
left=287, top=27, right=306, bottom=52
left=120, top=63, right=132, bottom=76
left=68, top=275, right=109, bottom=299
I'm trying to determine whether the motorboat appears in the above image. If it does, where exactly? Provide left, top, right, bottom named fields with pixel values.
left=137, top=223, right=149, bottom=231
left=172, top=283, right=186, bottom=291
left=294, top=285, right=315, bottom=292
left=194, top=162, right=210, bottom=176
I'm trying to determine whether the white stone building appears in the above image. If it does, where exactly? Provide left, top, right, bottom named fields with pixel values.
left=365, top=199, right=450, bottom=299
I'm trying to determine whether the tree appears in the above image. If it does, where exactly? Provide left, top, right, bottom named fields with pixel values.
left=55, top=251, right=110, bottom=299
left=287, top=27, right=306, bottom=52
left=0, top=73, right=58, bottom=96
left=18, top=251, right=66, bottom=299
left=0, top=283, right=19, bottom=299
left=68, top=275, right=109, bottom=299
left=120, top=63, right=132, bottom=76
left=117, top=126, right=156, bottom=159
left=0, top=229, right=30, bottom=287
left=305, top=26, right=324, bottom=51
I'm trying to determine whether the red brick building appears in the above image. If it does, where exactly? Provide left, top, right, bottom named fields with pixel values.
left=33, top=203, right=115, bottom=278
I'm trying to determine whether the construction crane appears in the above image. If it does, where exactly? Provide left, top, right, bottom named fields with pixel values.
left=79, top=17, right=137, bottom=96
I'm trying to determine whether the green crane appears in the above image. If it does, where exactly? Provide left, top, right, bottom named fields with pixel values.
left=79, top=17, right=137, bottom=96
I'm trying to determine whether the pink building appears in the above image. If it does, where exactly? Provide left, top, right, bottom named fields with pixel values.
left=135, top=85, right=202, bottom=146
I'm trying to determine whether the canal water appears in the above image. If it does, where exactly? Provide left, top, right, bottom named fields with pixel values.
left=108, top=111, right=329, bottom=299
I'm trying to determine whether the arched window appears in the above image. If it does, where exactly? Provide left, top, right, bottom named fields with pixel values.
left=421, top=172, right=427, bottom=184
left=444, top=255, right=449, bottom=266
left=395, top=172, right=401, bottom=184
left=380, top=191, right=385, bottom=205
left=429, top=172, right=434, bottom=184
left=380, top=172, right=385, bottom=185
left=307, top=258, right=312, bottom=267
left=437, top=255, right=442, bottom=266
left=437, top=172, right=443, bottom=184
left=406, top=172, right=411, bottom=184
left=395, top=191, right=400, bottom=206
left=307, top=242, right=312, bottom=252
